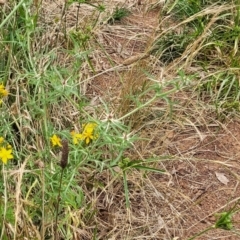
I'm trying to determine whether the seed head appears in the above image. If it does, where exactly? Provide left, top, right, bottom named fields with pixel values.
left=60, top=139, right=68, bottom=169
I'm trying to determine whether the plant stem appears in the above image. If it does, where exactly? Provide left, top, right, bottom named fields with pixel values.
left=41, top=168, right=45, bottom=239
left=117, top=87, right=176, bottom=122
left=54, top=169, right=64, bottom=240
left=187, top=225, right=215, bottom=240
left=0, top=165, right=7, bottom=240
left=0, top=0, right=25, bottom=29
left=123, top=170, right=130, bottom=208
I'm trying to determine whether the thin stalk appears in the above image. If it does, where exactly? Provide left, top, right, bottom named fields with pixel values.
left=123, top=170, right=130, bottom=208
left=76, top=2, right=80, bottom=30
left=117, top=87, right=177, bottom=121
left=187, top=225, right=215, bottom=240
left=41, top=168, right=45, bottom=239
left=0, top=165, right=7, bottom=240
left=54, top=169, right=64, bottom=240
left=54, top=140, right=68, bottom=239
left=118, top=95, right=157, bottom=121
left=0, top=0, right=25, bottom=29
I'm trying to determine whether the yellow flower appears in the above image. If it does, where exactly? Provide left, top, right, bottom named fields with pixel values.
left=50, top=134, right=62, bottom=147
left=81, top=123, right=98, bottom=144
left=0, top=147, right=13, bottom=164
left=0, top=137, right=4, bottom=145
left=71, top=131, right=84, bottom=145
left=71, top=123, right=98, bottom=145
left=0, top=84, right=8, bottom=97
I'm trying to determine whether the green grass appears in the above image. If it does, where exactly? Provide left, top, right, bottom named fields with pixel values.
left=1, top=0, right=240, bottom=239
left=107, top=7, right=131, bottom=24
left=155, top=0, right=240, bottom=114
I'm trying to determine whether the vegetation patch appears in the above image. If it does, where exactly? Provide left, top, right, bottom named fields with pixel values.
left=1, top=0, right=240, bottom=239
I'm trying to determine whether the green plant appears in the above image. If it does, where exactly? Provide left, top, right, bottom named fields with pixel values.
left=198, top=70, right=240, bottom=117
left=107, top=7, right=131, bottom=24
left=188, top=200, right=240, bottom=240
left=152, top=29, right=195, bottom=63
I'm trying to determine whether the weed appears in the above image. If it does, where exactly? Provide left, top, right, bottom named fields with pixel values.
left=188, top=200, right=240, bottom=239
left=107, top=7, right=131, bottom=24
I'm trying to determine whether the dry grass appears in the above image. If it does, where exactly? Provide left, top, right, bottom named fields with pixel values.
left=1, top=0, right=240, bottom=239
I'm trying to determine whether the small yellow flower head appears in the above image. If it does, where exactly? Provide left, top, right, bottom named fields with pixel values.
left=50, top=134, right=62, bottom=147
left=71, top=123, right=98, bottom=145
left=71, top=131, right=84, bottom=145
left=0, top=84, right=8, bottom=97
left=0, top=147, right=13, bottom=164
left=82, top=123, right=98, bottom=144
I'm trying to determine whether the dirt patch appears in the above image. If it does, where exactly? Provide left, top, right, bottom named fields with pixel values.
left=141, top=120, right=240, bottom=239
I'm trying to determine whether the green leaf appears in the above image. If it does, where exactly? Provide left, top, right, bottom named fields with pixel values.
left=123, top=171, right=130, bottom=208
left=215, top=211, right=233, bottom=230
left=118, top=158, right=166, bottom=174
